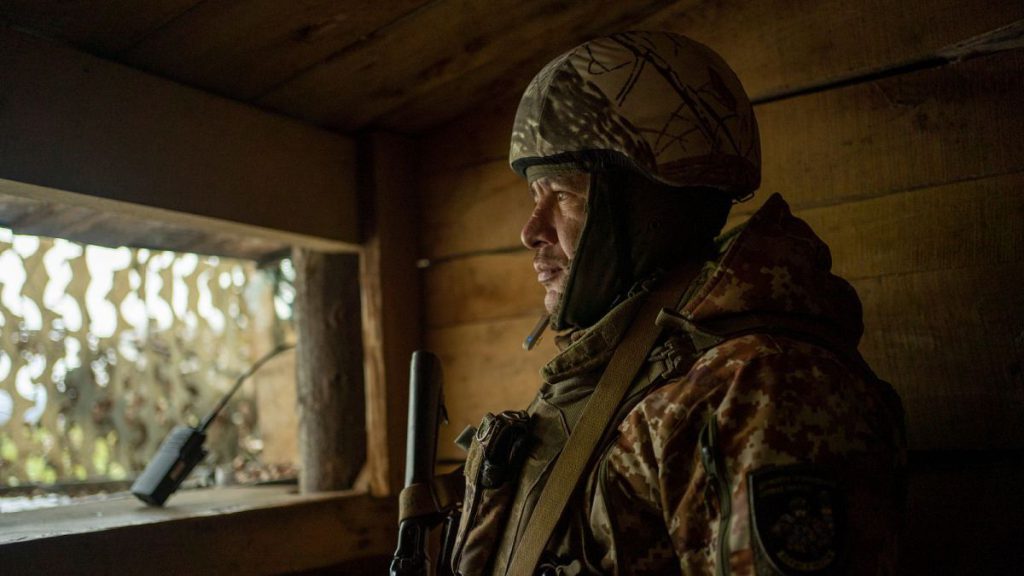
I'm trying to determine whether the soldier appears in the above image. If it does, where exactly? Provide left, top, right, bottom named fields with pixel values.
left=449, top=31, right=905, bottom=575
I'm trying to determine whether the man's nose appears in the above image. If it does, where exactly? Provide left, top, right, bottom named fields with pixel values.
left=521, top=205, right=556, bottom=250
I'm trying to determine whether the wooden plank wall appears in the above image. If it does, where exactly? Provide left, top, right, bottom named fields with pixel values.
left=415, top=2, right=1024, bottom=573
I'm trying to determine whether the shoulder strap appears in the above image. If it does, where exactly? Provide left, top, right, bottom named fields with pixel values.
left=506, top=263, right=699, bottom=576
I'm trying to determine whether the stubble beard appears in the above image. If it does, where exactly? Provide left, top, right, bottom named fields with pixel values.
left=545, top=286, right=563, bottom=317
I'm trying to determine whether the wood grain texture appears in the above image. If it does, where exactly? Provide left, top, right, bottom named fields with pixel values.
left=744, top=48, right=1024, bottom=215
left=782, top=171, right=1024, bottom=281
left=0, top=28, right=360, bottom=247
left=639, top=0, right=1024, bottom=101
left=258, top=0, right=677, bottom=130
left=798, top=172, right=1024, bottom=280
left=119, top=0, right=430, bottom=101
left=294, top=250, right=366, bottom=492
left=856, top=264, right=1024, bottom=450
left=0, top=0, right=200, bottom=54
left=424, top=250, right=541, bottom=328
left=1, top=488, right=396, bottom=574
left=421, top=161, right=529, bottom=259
left=418, top=96, right=520, bottom=171
left=427, top=316, right=558, bottom=461
left=420, top=49, right=1024, bottom=258
left=0, top=187, right=292, bottom=260
left=359, top=133, right=424, bottom=496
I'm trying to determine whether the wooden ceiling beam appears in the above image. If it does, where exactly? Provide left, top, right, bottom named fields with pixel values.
left=257, top=0, right=679, bottom=131
left=7, top=1, right=1020, bottom=139
left=0, top=0, right=202, bottom=55
left=118, top=0, right=432, bottom=101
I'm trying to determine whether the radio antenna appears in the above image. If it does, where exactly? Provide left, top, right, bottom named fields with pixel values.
left=199, top=343, right=295, bottom=432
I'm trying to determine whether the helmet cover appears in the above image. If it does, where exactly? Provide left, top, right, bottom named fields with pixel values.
left=510, top=31, right=760, bottom=198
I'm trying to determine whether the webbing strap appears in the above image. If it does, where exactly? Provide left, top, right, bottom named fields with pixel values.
left=506, top=264, right=698, bottom=576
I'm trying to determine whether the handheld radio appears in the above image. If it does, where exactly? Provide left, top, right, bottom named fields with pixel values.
left=130, top=343, right=293, bottom=506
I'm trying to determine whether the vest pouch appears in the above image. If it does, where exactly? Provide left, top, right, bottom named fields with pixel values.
left=452, top=410, right=531, bottom=575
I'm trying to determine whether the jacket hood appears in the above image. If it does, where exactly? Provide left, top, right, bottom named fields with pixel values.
left=681, top=193, right=864, bottom=347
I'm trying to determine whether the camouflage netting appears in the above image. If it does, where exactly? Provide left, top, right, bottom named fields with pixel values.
left=0, top=229, right=296, bottom=494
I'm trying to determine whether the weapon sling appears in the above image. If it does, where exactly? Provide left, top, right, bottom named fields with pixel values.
left=506, top=262, right=700, bottom=576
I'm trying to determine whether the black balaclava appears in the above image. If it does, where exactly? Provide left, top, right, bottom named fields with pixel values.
left=552, top=165, right=731, bottom=331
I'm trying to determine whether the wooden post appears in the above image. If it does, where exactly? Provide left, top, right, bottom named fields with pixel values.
left=359, top=132, right=423, bottom=496
left=293, top=248, right=366, bottom=492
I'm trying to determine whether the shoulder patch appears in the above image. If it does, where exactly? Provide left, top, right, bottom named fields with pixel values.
left=748, top=465, right=845, bottom=575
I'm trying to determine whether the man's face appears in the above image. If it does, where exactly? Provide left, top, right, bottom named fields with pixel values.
left=520, top=172, right=590, bottom=316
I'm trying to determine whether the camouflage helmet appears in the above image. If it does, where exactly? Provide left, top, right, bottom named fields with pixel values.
left=510, top=31, right=760, bottom=198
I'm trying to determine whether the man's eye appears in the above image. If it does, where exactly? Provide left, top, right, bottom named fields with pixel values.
left=556, top=191, right=570, bottom=202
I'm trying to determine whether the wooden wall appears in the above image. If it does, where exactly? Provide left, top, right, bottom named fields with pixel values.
left=0, top=27, right=359, bottom=258
left=415, top=2, right=1024, bottom=573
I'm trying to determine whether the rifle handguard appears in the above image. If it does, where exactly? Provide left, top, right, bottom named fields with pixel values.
left=391, top=351, right=459, bottom=576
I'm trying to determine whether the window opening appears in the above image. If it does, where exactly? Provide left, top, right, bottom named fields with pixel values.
left=0, top=227, right=297, bottom=512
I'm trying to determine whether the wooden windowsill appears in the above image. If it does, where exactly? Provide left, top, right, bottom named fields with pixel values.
left=0, top=485, right=396, bottom=575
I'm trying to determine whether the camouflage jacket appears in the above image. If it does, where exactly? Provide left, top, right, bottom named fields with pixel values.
left=452, top=194, right=906, bottom=575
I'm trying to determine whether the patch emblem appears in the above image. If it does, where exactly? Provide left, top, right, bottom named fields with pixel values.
left=748, top=466, right=844, bottom=575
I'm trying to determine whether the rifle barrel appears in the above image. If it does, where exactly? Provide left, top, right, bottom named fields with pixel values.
left=405, top=351, right=443, bottom=487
